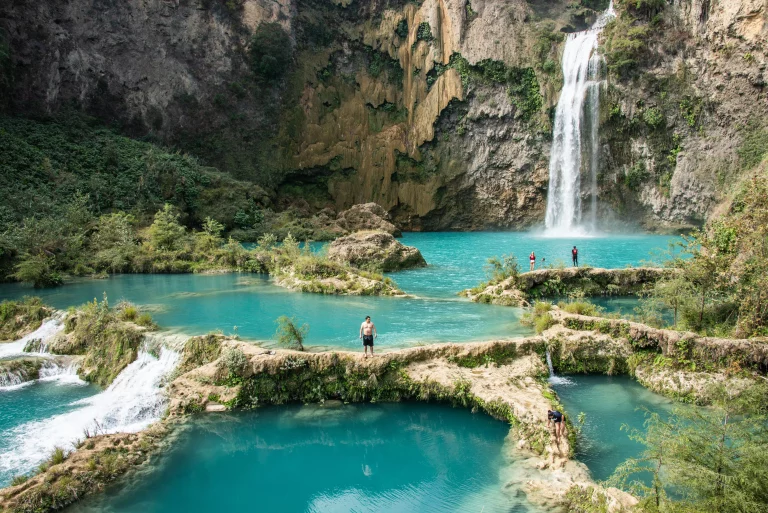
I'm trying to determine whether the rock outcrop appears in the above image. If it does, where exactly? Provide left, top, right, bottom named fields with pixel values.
left=335, top=203, right=401, bottom=237
left=463, top=267, right=675, bottom=306
left=327, top=230, right=426, bottom=272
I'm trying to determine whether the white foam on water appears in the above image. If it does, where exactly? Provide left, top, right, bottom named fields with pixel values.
left=0, top=318, right=64, bottom=359
left=38, top=360, right=86, bottom=385
left=0, top=347, right=180, bottom=477
left=546, top=349, right=574, bottom=386
left=544, top=2, right=615, bottom=235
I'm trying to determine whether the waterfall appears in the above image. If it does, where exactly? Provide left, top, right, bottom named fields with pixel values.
left=546, top=350, right=555, bottom=375
left=545, top=349, right=572, bottom=386
left=0, top=318, right=63, bottom=359
left=544, top=2, right=615, bottom=236
left=0, top=346, right=180, bottom=477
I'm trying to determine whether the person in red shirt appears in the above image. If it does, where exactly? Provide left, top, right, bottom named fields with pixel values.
left=572, top=246, right=578, bottom=267
left=529, top=251, right=536, bottom=271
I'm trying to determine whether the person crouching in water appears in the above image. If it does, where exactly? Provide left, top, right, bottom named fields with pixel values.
left=529, top=251, right=536, bottom=271
left=547, top=409, right=565, bottom=441
left=360, top=315, right=377, bottom=358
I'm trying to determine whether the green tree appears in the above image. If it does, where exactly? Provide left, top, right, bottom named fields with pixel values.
left=484, top=254, right=520, bottom=284
left=611, top=384, right=768, bottom=513
left=11, top=254, right=62, bottom=288
left=148, top=204, right=186, bottom=251
left=249, top=22, right=292, bottom=82
left=91, top=212, right=138, bottom=272
left=196, top=216, right=224, bottom=251
left=275, top=315, right=308, bottom=351
left=645, top=276, right=693, bottom=328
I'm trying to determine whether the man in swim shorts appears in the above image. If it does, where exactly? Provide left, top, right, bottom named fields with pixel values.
left=360, top=315, right=377, bottom=358
left=547, top=409, right=565, bottom=440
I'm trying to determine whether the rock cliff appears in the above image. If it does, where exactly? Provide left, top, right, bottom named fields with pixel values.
left=1, top=0, right=765, bottom=231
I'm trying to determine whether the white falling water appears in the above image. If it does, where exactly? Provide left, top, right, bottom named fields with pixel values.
left=0, top=318, right=64, bottom=359
left=0, top=347, right=180, bottom=477
left=544, top=2, right=615, bottom=236
left=545, top=349, right=573, bottom=386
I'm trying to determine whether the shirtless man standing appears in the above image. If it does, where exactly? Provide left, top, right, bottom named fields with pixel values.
left=359, top=316, right=377, bottom=358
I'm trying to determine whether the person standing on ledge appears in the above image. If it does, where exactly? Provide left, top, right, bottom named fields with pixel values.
left=529, top=251, right=536, bottom=271
left=572, top=246, right=579, bottom=267
left=360, top=315, right=377, bottom=358
left=547, top=409, right=565, bottom=441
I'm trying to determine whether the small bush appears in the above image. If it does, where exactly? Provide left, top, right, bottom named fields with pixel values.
left=642, top=107, right=664, bottom=129
left=534, top=313, right=556, bottom=334
left=221, top=346, right=247, bottom=376
left=558, top=300, right=603, bottom=317
left=10, top=474, right=29, bottom=486
left=416, top=22, right=434, bottom=43
left=118, top=304, right=138, bottom=322
left=135, top=313, right=155, bottom=327
left=275, top=315, right=308, bottom=351
left=737, top=124, right=768, bottom=169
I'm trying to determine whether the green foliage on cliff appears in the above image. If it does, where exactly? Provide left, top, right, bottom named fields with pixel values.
left=415, top=22, right=434, bottom=44
left=0, top=30, right=12, bottom=109
left=737, top=123, right=768, bottom=169
left=432, top=54, right=543, bottom=122
left=602, top=0, right=668, bottom=78
left=640, top=169, right=768, bottom=337
left=611, top=383, right=768, bottom=513
left=0, top=116, right=210, bottom=226
left=249, top=22, right=293, bottom=83
left=507, top=68, right=544, bottom=122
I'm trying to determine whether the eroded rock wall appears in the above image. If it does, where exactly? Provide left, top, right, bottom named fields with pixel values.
left=2, top=0, right=765, bottom=231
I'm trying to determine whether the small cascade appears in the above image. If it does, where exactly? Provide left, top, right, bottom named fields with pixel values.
left=544, top=2, right=615, bottom=236
left=0, top=318, right=63, bottom=359
left=38, top=359, right=83, bottom=385
left=0, top=346, right=180, bottom=476
left=545, top=349, right=572, bottom=386
left=0, top=371, right=25, bottom=389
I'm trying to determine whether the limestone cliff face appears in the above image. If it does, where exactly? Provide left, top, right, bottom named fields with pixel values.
left=596, top=0, right=768, bottom=231
left=2, top=0, right=765, bottom=231
left=0, top=0, right=293, bottom=179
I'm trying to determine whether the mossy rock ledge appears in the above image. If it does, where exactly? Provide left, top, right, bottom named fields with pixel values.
left=545, top=309, right=768, bottom=404
left=464, top=267, right=676, bottom=306
left=327, top=230, right=426, bottom=272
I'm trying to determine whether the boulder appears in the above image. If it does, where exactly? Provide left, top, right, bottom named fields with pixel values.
left=336, top=203, right=401, bottom=237
left=327, top=231, right=426, bottom=272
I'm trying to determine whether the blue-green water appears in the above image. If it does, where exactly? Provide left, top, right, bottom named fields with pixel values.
left=70, top=403, right=534, bottom=513
left=0, top=380, right=98, bottom=485
left=0, top=233, right=675, bottom=349
left=553, top=375, right=674, bottom=481
left=395, top=232, right=677, bottom=298
left=0, top=274, right=529, bottom=349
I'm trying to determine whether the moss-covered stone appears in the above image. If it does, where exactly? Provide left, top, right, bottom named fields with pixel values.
left=463, top=267, right=676, bottom=306
left=50, top=299, right=148, bottom=387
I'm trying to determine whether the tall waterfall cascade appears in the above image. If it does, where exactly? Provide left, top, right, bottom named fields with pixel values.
left=544, top=2, right=615, bottom=236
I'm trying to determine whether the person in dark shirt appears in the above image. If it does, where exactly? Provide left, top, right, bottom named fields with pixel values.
left=571, top=246, right=578, bottom=267
left=547, top=409, right=565, bottom=440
